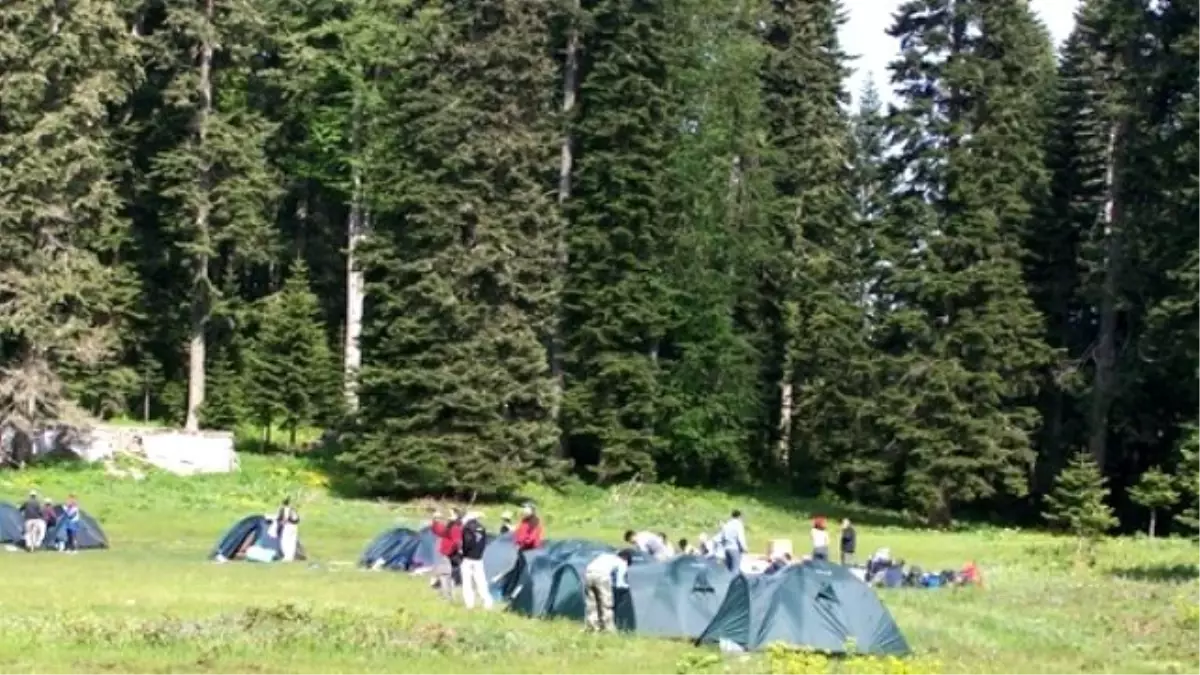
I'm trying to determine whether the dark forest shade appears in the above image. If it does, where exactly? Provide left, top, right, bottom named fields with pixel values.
left=0, top=0, right=1194, bottom=530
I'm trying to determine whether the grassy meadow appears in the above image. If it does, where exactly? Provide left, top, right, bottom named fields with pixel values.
left=0, top=454, right=1195, bottom=674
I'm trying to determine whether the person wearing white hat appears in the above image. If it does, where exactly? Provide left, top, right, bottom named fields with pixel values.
left=513, top=503, right=544, bottom=551
left=499, top=511, right=514, bottom=536
left=459, top=512, right=492, bottom=610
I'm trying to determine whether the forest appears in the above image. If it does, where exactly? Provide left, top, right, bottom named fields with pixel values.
left=0, top=0, right=1195, bottom=530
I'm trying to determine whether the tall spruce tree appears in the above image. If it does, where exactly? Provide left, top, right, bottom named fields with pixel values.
left=340, top=0, right=566, bottom=496
left=755, top=0, right=872, bottom=494
left=144, top=0, right=282, bottom=431
left=271, top=0, right=415, bottom=412
left=0, top=0, right=141, bottom=429
left=877, top=0, right=1056, bottom=522
left=649, top=0, right=768, bottom=485
left=1025, top=24, right=1103, bottom=492
left=1112, top=0, right=1199, bottom=491
left=843, top=79, right=897, bottom=503
left=560, top=0, right=676, bottom=482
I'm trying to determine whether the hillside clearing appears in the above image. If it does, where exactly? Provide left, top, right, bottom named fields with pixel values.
left=0, top=456, right=1195, bottom=674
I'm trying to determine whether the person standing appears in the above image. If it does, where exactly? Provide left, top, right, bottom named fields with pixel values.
left=715, top=510, right=748, bottom=573
left=430, top=509, right=464, bottom=601
left=513, top=503, right=544, bottom=551
left=41, top=499, right=58, bottom=550
left=811, top=516, right=829, bottom=561
left=839, top=518, right=857, bottom=566
left=62, top=495, right=81, bottom=554
left=584, top=549, right=632, bottom=632
left=21, top=490, right=45, bottom=552
left=459, top=512, right=492, bottom=610
left=498, top=511, right=514, bottom=536
left=276, top=497, right=301, bottom=561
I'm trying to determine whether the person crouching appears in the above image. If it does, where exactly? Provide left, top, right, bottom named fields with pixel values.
left=584, top=549, right=633, bottom=633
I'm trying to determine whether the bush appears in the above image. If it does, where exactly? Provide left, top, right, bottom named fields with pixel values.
left=764, top=643, right=943, bottom=674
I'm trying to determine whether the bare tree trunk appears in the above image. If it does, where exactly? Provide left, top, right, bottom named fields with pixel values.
left=1149, top=509, right=1156, bottom=538
left=184, top=0, right=215, bottom=433
left=776, top=301, right=797, bottom=470
left=776, top=378, right=793, bottom=469
left=344, top=186, right=367, bottom=412
left=343, top=93, right=368, bottom=412
left=1088, top=119, right=1126, bottom=468
left=548, top=5, right=581, bottom=451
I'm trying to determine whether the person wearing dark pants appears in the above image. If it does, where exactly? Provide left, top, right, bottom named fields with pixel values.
left=63, top=495, right=81, bottom=553
left=839, top=518, right=857, bottom=566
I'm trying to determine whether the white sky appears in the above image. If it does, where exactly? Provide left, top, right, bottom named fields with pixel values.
left=841, top=0, right=1082, bottom=104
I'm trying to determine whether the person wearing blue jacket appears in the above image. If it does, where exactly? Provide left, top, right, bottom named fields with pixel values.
left=62, top=495, right=81, bottom=554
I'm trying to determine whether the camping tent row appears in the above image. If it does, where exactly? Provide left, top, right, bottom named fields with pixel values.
left=356, top=528, right=907, bottom=655
left=498, top=541, right=907, bottom=654
left=0, top=502, right=108, bottom=550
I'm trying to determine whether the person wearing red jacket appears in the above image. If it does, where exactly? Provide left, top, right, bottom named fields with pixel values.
left=430, top=509, right=463, bottom=601
left=513, top=503, right=544, bottom=551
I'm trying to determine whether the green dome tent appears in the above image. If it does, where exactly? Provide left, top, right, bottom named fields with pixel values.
left=614, top=555, right=736, bottom=639
left=511, top=551, right=736, bottom=641
left=503, top=539, right=612, bottom=617
left=696, top=561, right=908, bottom=655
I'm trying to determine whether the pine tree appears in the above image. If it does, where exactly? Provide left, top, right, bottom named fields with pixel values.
left=0, top=0, right=141, bottom=430
left=1025, top=23, right=1104, bottom=494
left=271, top=0, right=413, bottom=413
left=341, top=0, right=566, bottom=496
left=842, top=79, right=896, bottom=504
left=1116, top=0, right=1199, bottom=493
left=247, top=260, right=339, bottom=449
left=876, top=0, right=1057, bottom=523
left=650, top=0, right=767, bottom=485
left=755, top=0, right=872, bottom=495
left=201, top=342, right=247, bottom=431
left=1128, top=467, right=1178, bottom=537
left=144, top=0, right=283, bottom=431
left=560, top=0, right=676, bottom=482
left=1043, top=452, right=1118, bottom=555
left=1175, top=426, right=1199, bottom=533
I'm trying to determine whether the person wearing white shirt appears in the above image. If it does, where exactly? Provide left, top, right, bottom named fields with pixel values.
left=584, top=549, right=632, bottom=632
left=811, top=516, right=829, bottom=561
left=715, top=510, right=748, bottom=573
left=625, top=530, right=668, bottom=560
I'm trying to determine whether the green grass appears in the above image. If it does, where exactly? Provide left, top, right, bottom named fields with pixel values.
left=2, top=456, right=1196, bottom=674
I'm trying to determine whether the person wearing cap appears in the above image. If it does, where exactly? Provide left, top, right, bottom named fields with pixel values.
left=21, top=490, right=46, bottom=552
left=513, top=503, right=543, bottom=551
left=811, top=516, right=829, bottom=561
left=498, top=511, right=514, bottom=536
left=430, top=508, right=464, bottom=601
left=458, top=511, right=492, bottom=610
